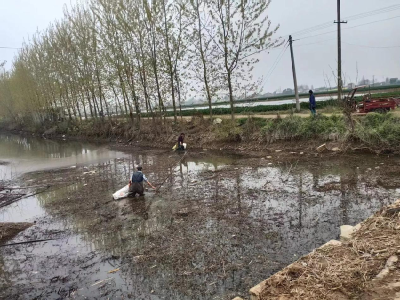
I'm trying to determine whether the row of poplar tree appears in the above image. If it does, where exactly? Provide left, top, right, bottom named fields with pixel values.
left=0, top=0, right=281, bottom=126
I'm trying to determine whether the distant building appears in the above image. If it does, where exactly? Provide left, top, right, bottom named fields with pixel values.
left=390, top=78, right=399, bottom=85
left=348, top=83, right=356, bottom=89
left=282, top=88, right=293, bottom=95
left=358, top=78, right=370, bottom=86
left=298, top=85, right=309, bottom=93
left=315, top=87, right=327, bottom=92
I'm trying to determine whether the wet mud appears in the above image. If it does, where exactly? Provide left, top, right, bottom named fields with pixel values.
left=0, top=134, right=400, bottom=299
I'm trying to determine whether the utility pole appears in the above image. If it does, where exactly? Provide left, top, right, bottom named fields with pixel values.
left=289, top=35, right=300, bottom=112
left=334, top=0, right=347, bottom=102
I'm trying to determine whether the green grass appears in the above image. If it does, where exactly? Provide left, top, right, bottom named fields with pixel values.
left=353, top=91, right=400, bottom=102
left=178, top=85, right=400, bottom=109
left=141, top=99, right=339, bottom=118
left=259, top=114, right=347, bottom=141
left=213, top=113, right=400, bottom=150
left=136, top=91, right=400, bottom=118
left=354, top=113, right=400, bottom=148
left=212, top=114, right=348, bottom=143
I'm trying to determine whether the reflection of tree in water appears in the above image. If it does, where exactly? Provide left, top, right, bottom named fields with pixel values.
left=298, top=173, right=303, bottom=228
left=0, top=134, right=101, bottom=159
left=305, top=161, right=363, bottom=225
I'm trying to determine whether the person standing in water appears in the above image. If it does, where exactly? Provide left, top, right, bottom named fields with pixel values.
left=309, top=90, right=316, bottom=116
left=129, top=165, right=156, bottom=197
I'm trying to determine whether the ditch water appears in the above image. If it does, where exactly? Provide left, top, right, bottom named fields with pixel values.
left=1, top=133, right=400, bottom=299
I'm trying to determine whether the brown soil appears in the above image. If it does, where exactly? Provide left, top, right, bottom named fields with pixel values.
left=259, top=199, right=400, bottom=300
left=0, top=223, right=33, bottom=244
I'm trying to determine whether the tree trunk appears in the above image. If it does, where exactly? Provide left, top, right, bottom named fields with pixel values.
left=195, top=0, right=213, bottom=119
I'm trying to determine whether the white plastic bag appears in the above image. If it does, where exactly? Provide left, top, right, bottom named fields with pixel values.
left=113, top=184, right=130, bottom=200
left=183, top=143, right=187, bottom=149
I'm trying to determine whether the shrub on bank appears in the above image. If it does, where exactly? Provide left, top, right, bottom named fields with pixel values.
left=299, top=114, right=347, bottom=139
left=213, top=119, right=243, bottom=142
left=354, top=113, right=400, bottom=148
left=259, top=115, right=347, bottom=142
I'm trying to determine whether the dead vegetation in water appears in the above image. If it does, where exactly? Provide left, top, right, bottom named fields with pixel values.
left=0, top=223, right=33, bottom=244
left=260, top=200, right=400, bottom=300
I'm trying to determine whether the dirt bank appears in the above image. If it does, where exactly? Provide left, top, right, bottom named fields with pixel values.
left=258, top=199, right=400, bottom=300
left=3, top=113, right=399, bottom=160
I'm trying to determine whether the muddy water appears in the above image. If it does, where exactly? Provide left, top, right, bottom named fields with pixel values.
left=1, top=134, right=400, bottom=299
left=0, top=133, right=128, bottom=180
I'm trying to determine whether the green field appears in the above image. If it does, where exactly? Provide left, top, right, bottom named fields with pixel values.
left=177, top=85, right=400, bottom=109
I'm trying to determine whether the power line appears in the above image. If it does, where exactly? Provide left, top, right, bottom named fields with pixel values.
left=296, top=15, right=400, bottom=41
left=342, top=41, right=400, bottom=49
left=260, top=42, right=289, bottom=91
left=289, top=22, right=333, bottom=38
left=296, top=37, right=337, bottom=47
left=284, top=4, right=400, bottom=38
left=264, top=43, right=288, bottom=78
left=295, top=38, right=400, bottom=49
left=346, top=4, right=400, bottom=21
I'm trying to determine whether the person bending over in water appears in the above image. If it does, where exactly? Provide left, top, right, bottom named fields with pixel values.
left=178, top=133, right=185, bottom=150
left=129, top=165, right=156, bottom=197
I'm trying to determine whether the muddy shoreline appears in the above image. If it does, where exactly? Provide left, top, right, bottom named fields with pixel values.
left=0, top=126, right=392, bottom=165
left=1, top=134, right=400, bottom=299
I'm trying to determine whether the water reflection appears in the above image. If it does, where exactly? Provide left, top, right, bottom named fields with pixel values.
left=0, top=133, right=127, bottom=179
left=27, top=152, right=400, bottom=298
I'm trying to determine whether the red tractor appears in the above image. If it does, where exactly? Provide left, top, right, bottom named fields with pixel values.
left=344, top=86, right=397, bottom=114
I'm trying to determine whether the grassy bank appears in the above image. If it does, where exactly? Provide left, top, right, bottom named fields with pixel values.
left=2, top=112, right=400, bottom=153
left=214, top=113, right=400, bottom=150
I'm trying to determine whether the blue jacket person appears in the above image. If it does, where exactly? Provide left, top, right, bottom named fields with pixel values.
left=309, top=90, right=316, bottom=116
left=129, top=166, right=156, bottom=196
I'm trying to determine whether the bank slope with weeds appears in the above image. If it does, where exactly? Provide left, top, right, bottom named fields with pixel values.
left=1, top=112, right=400, bottom=153
left=259, top=199, right=400, bottom=300
left=353, top=112, right=400, bottom=150
left=213, top=113, right=400, bottom=152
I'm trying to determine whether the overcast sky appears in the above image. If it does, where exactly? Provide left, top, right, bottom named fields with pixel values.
left=1, top=0, right=399, bottom=93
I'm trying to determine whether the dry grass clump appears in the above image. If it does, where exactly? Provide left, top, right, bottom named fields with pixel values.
left=0, top=222, right=33, bottom=244
left=260, top=200, right=400, bottom=300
